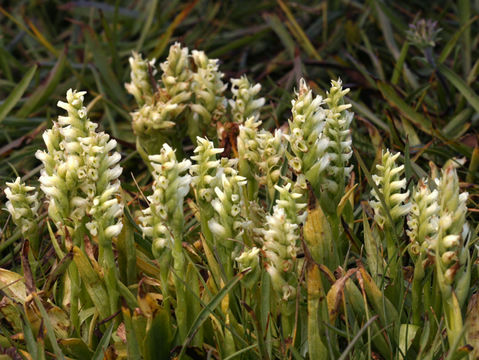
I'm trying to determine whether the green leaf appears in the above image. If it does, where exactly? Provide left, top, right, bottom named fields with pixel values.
left=178, top=270, right=246, bottom=359
left=121, top=307, right=142, bottom=360
left=438, top=16, right=478, bottom=64
left=439, top=64, right=479, bottom=114
left=91, top=323, right=114, bottom=360
left=264, top=14, right=295, bottom=60
left=338, top=315, right=379, bottom=360
left=391, top=42, right=409, bottom=85
left=84, top=29, right=126, bottom=105
left=21, top=312, right=43, bottom=360
left=72, top=246, right=110, bottom=320
left=144, top=308, right=174, bottom=360
left=16, top=51, right=66, bottom=118
left=59, top=338, right=93, bottom=359
left=0, top=65, right=37, bottom=123
left=33, top=295, right=65, bottom=360
left=377, top=82, right=433, bottom=135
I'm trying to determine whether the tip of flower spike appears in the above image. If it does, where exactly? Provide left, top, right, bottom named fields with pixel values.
left=297, top=78, right=310, bottom=96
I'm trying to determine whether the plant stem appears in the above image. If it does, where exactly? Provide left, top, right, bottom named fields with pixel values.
left=98, top=227, right=119, bottom=319
left=411, top=254, right=425, bottom=325
left=172, top=233, right=187, bottom=341
left=307, top=263, right=328, bottom=359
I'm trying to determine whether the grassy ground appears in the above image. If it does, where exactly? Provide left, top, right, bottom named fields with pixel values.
left=1, top=0, right=479, bottom=359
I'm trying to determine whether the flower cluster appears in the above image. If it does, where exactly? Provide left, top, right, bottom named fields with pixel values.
left=287, top=78, right=355, bottom=215
left=407, top=179, right=439, bottom=257
left=407, top=18, right=441, bottom=49
left=433, top=164, right=469, bottom=288
left=288, top=79, right=329, bottom=191
left=237, top=117, right=261, bottom=189
left=263, top=206, right=300, bottom=301
left=274, top=182, right=307, bottom=224
left=189, top=50, right=227, bottom=139
left=257, top=129, right=286, bottom=199
left=127, top=44, right=231, bottom=145
left=229, top=76, right=265, bottom=124
left=139, top=144, right=191, bottom=257
left=159, top=42, right=191, bottom=100
left=370, top=150, right=411, bottom=231
left=4, top=177, right=40, bottom=239
left=190, top=137, right=224, bottom=204
left=36, top=89, right=123, bottom=239
left=127, top=45, right=191, bottom=137
left=125, top=52, right=156, bottom=106
left=320, top=79, right=353, bottom=210
left=262, top=181, right=306, bottom=301
left=235, top=246, right=261, bottom=289
left=208, top=165, right=247, bottom=253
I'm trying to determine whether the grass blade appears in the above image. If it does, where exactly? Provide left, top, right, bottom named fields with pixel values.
left=33, top=295, right=65, bottom=360
left=0, top=65, right=37, bottom=123
left=150, top=0, right=199, bottom=58
left=91, top=323, right=114, bottom=360
left=439, top=64, right=479, bottom=113
left=72, top=246, right=110, bottom=321
left=438, top=16, right=478, bottom=64
left=337, top=315, right=379, bottom=360
left=178, top=269, right=246, bottom=359
left=377, top=82, right=432, bottom=135
left=16, top=51, right=66, bottom=118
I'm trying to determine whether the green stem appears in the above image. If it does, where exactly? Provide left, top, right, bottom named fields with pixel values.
left=69, top=225, right=84, bottom=334
left=69, top=261, right=80, bottom=334
left=98, top=227, right=119, bottom=318
left=281, top=301, right=294, bottom=341
left=384, top=226, right=399, bottom=284
left=159, top=253, right=172, bottom=314
left=411, top=254, right=426, bottom=325
left=327, top=213, right=342, bottom=270
left=307, top=264, right=328, bottom=359
left=172, top=234, right=187, bottom=341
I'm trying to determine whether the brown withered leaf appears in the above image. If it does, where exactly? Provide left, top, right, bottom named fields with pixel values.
left=326, top=268, right=357, bottom=322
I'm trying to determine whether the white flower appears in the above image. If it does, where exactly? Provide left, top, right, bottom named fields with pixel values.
left=370, top=150, right=411, bottom=230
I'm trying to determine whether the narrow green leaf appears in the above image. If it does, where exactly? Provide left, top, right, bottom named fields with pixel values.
left=143, top=308, right=175, bottom=360
left=391, top=42, right=409, bottom=85
left=439, top=64, right=479, bottom=114
left=0, top=65, right=37, bottom=123
left=178, top=270, right=246, bottom=359
left=264, top=14, right=295, bottom=59
left=72, top=246, right=110, bottom=320
left=33, top=295, right=65, bottom=360
left=84, top=29, right=126, bottom=104
left=373, top=0, right=417, bottom=88
left=117, top=280, right=138, bottom=309
left=150, top=0, right=199, bottom=58
left=59, top=338, right=93, bottom=359
left=91, top=323, right=114, bottom=360
left=363, top=212, right=383, bottom=284
left=136, top=0, right=158, bottom=52
left=223, top=344, right=258, bottom=360
left=16, top=51, right=66, bottom=118
left=438, top=16, right=478, bottom=64
left=117, top=215, right=137, bottom=285
left=121, top=307, right=142, bottom=360
left=21, top=313, right=41, bottom=360
left=348, top=98, right=389, bottom=132
left=442, top=108, right=473, bottom=138
left=377, top=82, right=432, bottom=135
left=458, top=0, right=471, bottom=76
left=337, top=315, right=379, bottom=360
left=467, top=147, right=479, bottom=183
